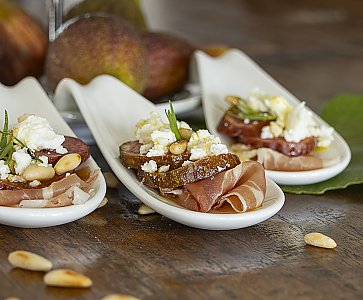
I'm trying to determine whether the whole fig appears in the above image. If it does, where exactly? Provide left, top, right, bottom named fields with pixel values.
left=141, top=32, right=195, bottom=101
left=45, top=15, right=148, bottom=93
left=0, top=0, right=47, bottom=85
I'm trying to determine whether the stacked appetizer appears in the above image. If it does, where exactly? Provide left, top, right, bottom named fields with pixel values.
left=0, top=112, right=98, bottom=208
left=120, top=103, right=266, bottom=213
left=218, top=89, right=334, bottom=171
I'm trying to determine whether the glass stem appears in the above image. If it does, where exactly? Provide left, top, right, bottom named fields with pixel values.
left=48, top=0, right=63, bottom=42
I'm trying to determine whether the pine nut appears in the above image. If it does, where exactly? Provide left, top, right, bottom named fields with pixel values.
left=169, top=140, right=188, bottom=155
left=54, top=153, right=82, bottom=175
left=44, top=269, right=92, bottom=288
left=23, top=165, right=55, bottom=182
left=224, top=95, right=240, bottom=106
left=138, top=204, right=155, bottom=215
left=103, top=172, right=119, bottom=188
left=179, top=128, right=193, bottom=141
left=17, top=114, right=30, bottom=123
left=98, top=197, right=108, bottom=208
left=101, top=294, right=140, bottom=300
left=304, top=232, right=337, bottom=249
left=8, top=250, right=52, bottom=271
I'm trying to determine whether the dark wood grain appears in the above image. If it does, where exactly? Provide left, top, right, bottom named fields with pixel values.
left=1, top=0, right=363, bottom=299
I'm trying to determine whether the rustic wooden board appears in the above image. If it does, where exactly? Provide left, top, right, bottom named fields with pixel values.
left=1, top=0, right=363, bottom=299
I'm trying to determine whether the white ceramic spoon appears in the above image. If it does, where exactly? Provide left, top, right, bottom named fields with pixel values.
left=195, top=49, right=351, bottom=185
left=0, top=78, right=106, bottom=228
left=54, top=75, right=284, bottom=230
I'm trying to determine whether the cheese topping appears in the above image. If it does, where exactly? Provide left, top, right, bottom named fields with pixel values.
left=0, top=113, right=69, bottom=184
left=135, top=112, right=229, bottom=166
left=188, top=130, right=228, bottom=161
left=13, top=114, right=67, bottom=154
left=0, top=160, right=10, bottom=180
left=245, top=89, right=334, bottom=147
left=141, top=160, right=158, bottom=173
left=12, top=148, right=32, bottom=175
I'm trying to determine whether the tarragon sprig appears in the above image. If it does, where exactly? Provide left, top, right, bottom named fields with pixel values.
left=225, top=95, right=276, bottom=121
left=0, top=111, right=29, bottom=167
left=165, top=101, right=182, bottom=141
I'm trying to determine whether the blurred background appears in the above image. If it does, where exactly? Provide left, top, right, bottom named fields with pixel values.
left=2, top=0, right=363, bottom=113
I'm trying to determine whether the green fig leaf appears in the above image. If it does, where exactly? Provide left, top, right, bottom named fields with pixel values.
left=281, top=94, right=363, bottom=194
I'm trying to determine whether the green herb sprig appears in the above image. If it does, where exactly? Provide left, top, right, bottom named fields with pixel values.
left=0, top=110, right=14, bottom=163
left=225, top=96, right=276, bottom=121
left=165, top=101, right=182, bottom=141
left=0, top=111, right=28, bottom=168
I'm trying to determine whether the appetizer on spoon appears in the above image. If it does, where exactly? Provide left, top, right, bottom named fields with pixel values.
left=218, top=89, right=334, bottom=172
left=0, top=111, right=98, bottom=208
left=120, top=102, right=266, bottom=213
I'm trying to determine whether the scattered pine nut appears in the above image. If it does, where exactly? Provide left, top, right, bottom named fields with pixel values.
left=169, top=140, right=187, bottom=155
left=101, top=294, right=140, bottom=300
left=304, top=232, right=337, bottom=249
left=4, top=297, right=20, bottom=300
left=44, top=269, right=92, bottom=288
left=54, top=153, right=82, bottom=175
left=8, top=250, right=52, bottom=271
left=103, top=172, right=119, bottom=189
left=98, top=197, right=108, bottom=208
left=138, top=204, right=155, bottom=215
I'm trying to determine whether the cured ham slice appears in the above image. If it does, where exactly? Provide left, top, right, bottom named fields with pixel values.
left=162, top=161, right=266, bottom=213
left=0, top=167, right=99, bottom=207
left=213, top=161, right=266, bottom=213
left=257, top=148, right=323, bottom=171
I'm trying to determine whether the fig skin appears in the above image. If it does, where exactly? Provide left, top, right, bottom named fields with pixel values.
left=0, top=0, right=47, bottom=86
left=141, top=32, right=195, bottom=101
left=45, top=15, right=148, bottom=93
left=64, top=0, right=147, bottom=31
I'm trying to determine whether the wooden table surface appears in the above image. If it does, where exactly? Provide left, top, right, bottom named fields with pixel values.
left=1, top=0, right=363, bottom=299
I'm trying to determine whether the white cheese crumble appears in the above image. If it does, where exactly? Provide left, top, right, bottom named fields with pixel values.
left=136, top=112, right=192, bottom=157
left=187, top=130, right=228, bottom=161
left=135, top=112, right=168, bottom=145
left=141, top=160, right=158, bottom=173
left=12, top=148, right=32, bottom=175
left=147, top=130, right=176, bottom=157
left=37, top=155, right=51, bottom=167
left=29, top=180, right=41, bottom=187
left=158, top=165, right=170, bottom=173
left=8, top=174, right=26, bottom=183
left=13, top=114, right=67, bottom=154
left=0, top=160, right=10, bottom=180
left=284, top=102, right=334, bottom=146
left=135, top=112, right=229, bottom=161
left=244, top=89, right=334, bottom=147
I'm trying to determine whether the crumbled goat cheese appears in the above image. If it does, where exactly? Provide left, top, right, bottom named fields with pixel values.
left=146, top=130, right=176, bottom=157
left=141, top=160, right=158, bottom=173
left=29, top=180, right=41, bottom=187
left=179, top=121, right=191, bottom=130
left=158, top=165, right=170, bottom=173
left=248, top=89, right=334, bottom=147
left=284, top=102, right=334, bottom=147
left=13, top=114, right=67, bottom=154
left=12, top=148, right=32, bottom=175
left=38, top=155, right=51, bottom=167
left=0, top=160, right=10, bottom=180
left=188, top=130, right=228, bottom=161
left=135, top=112, right=168, bottom=145
left=140, top=144, right=153, bottom=155
left=8, top=174, right=26, bottom=183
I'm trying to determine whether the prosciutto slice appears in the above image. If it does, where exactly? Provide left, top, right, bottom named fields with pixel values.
left=0, top=166, right=99, bottom=207
left=162, top=161, right=266, bottom=213
left=257, top=148, right=323, bottom=171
